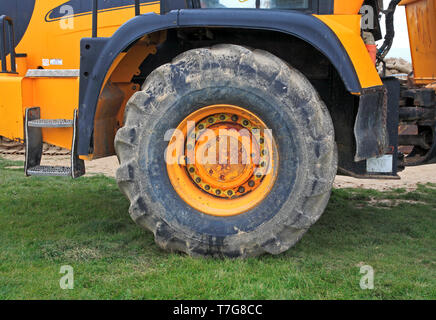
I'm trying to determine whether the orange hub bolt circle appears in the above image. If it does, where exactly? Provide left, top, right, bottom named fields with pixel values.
left=166, top=105, right=279, bottom=217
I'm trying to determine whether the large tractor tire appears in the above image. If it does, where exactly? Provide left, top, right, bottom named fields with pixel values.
left=114, top=44, right=337, bottom=257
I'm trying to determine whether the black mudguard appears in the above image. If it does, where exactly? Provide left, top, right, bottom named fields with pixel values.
left=354, top=86, right=389, bottom=162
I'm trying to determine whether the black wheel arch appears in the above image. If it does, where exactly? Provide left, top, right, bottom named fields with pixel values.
left=78, top=8, right=363, bottom=156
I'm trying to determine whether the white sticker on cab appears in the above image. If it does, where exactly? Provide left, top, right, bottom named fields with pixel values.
left=42, top=59, right=64, bottom=66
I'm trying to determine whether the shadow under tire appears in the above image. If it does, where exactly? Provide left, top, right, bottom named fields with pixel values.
left=114, top=44, right=337, bottom=257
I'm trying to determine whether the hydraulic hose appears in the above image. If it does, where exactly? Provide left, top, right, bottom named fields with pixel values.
left=377, top=0, right=401, bottom=61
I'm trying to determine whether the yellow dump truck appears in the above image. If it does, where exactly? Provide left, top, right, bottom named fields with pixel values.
left=0, top=0, right=435, bottom=257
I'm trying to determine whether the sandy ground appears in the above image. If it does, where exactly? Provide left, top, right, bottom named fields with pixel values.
left=334, top=165, right=436, bottom=191
left=2, top=153, right=436, bottom=191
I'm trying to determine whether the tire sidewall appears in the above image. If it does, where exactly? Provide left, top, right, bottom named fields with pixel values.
left=116, top=45, right=336, bottom=256
left=136, top=82, right=309, bottom=245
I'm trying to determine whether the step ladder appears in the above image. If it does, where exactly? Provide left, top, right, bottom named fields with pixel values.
left=24, top=107, right=85, bottom=178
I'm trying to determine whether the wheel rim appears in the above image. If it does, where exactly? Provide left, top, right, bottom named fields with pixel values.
left=166, top=105, right=279, bottom=217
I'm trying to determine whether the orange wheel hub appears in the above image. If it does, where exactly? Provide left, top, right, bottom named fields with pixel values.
left=166, top=105, right=279, bottom=217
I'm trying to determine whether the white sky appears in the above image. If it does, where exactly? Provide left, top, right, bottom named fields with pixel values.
left=380, top=0, right=411, bottom=61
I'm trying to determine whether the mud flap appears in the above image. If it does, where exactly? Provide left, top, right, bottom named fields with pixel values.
left=354, top=86, right=388, bottom=162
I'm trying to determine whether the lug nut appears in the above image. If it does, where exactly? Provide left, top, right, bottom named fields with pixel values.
left=205, top=185, right=210, bottom=191
left=208, top=117, right=214, bottom=123
left=238, top=186, right=245, bottom=193
left=216, top=190, right=221, bottom=195
left=231, top=115, right=238, bottom=122
left=189, top=167, right=195, bottom=173
left=259, top=137, right=264, bottom=144
left=198, top=124, right=204, bottom=130
left=195, top=177, right=201, bottom=183
left=248, top=180, right=255, bottom=187
left=227, top=190, right=233, bottom=196
left=242, top=120, right=249, bottom=126
left=220, top=115, right=226, bottom=121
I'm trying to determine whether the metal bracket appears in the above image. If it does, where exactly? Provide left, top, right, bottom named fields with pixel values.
left=24, top=107, right=43, bottom=176
left=0, top=15, right=17, bottom=74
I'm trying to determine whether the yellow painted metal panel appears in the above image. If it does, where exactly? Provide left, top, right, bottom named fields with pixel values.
left=334, top=0, right=365, bottom=14
left=0, top=74, right=78, bottom=148
left=315, top=15, right=383, bottom=91
left=0, top=0, right=160, bottom=146
left=401, top=0, right=436, bottom=85
left=13, top=1, right=160, bottom=70
left=30, top=77, right=80, bottom=150
left=0, top=76, right=25, bottom=141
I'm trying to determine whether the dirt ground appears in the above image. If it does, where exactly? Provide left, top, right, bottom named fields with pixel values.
left=2, top=152, right=436, bottom=191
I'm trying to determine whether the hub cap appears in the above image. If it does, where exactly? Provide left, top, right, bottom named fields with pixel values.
left=166, top=105, right=278, bottom=217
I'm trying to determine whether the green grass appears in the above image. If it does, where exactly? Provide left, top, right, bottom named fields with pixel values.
left=0, top=157, right=435, bottom=300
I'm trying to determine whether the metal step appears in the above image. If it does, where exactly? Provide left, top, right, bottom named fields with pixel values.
left=27, top=165, right=71, bottom=177
left=24, top=107, right=85, bottom=178
left=28, top=119, right=73, bottom=128
left=25, top=69, right=80, bottom=78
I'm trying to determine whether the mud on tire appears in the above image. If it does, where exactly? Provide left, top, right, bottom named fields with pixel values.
left=114, top=44, right=337, bottom=257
